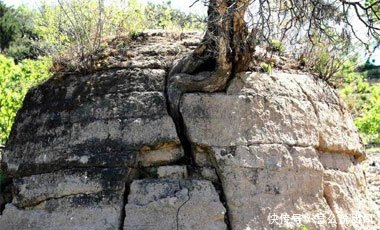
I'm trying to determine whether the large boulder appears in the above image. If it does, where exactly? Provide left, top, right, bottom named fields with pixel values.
left=0, top=32, right=210, bottom=230
left=0, top=33, right=378, bottom=230
left=181, top=71, right=379, bottom=229
left=3, top=67, right=181, bottom=176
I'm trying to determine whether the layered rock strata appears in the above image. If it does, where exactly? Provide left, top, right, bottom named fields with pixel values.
left=0, top=33, right=378, bottom=230
left=180, top=72, right=378, bottom=229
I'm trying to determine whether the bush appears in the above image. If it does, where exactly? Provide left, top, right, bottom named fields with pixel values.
left=309, top=48, right=343, bottom=84
left=340, top=60, right=380, bottom=145
left=268, top=39, right=285, bottom=54
left=355, top=101, right=380, bottom=144
left=260, top=62, right=272, bottom=73
left=145, top=1, right=205, bottom=30
left=364, top=67, right=380, bottom=80
left=353, top=83, right=380, bottom=144
left=0, top=3, right=43, bottom=62
left=30, top=0, right=149, bottom=72
left=0, top=1, right=20, bottom=51
left=0, top=55, right=52, bottom=144
left=33, top=0, right=204, bottom=73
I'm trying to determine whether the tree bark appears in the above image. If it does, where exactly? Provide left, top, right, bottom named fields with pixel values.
left=167, top=0, right=254, bottom=121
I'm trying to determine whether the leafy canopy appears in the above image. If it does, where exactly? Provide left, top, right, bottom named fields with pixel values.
left=0, top=55, right=52, bottom=144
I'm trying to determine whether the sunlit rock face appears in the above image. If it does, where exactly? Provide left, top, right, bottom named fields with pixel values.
left=0, top=33, right=378, bottom=230
left=181, top=71, right=378, bottom=229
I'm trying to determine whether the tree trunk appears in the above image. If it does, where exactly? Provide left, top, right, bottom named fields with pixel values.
left=167, top=0, right=254, bottom=121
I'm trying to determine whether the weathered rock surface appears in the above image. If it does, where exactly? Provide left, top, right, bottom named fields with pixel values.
left=0, top=33, right=378, bottom=230
left=181, top=71, right=379, bottom=229
left=4, top=67, right=180, bottom=176
left=0, top=32, right=200, bottom=229
left=12, top=168, right=128, bottom=208
left=1, top=192, right=123, bottom=230
left=362, top=151, right=380, bottom=212
left=124, top=179, right=226, bottom=230
left=2, top=32, right=202, bottom=177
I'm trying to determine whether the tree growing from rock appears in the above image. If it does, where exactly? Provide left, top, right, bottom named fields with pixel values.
left=167, top=0, right=380, bottom=119
left=166, top=0, right=380, bottom=159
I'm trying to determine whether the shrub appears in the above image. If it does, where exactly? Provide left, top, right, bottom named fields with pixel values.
left=33, top=0, right=204, bottom=73
left=268, top=39, right=285, bottom=54
left=0, top=1, right=20, bottom=51
left=353, top=84, right=380, bottom=144
left=310, top=48, right=343, bottom=84
left=0, top=3, right=43, bottom=62
left=0, top=55, right=52, bottom=144
left=260, top=62, right=272, bottom=73
left=340, top=60, right=380, bottom=145
left=145, top=1, right=205, bottom=31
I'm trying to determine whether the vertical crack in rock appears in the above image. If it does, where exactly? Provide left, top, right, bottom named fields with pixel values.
left=208, top=150, right=233, bottom=230
left=118, top=168, right=137, bottom=230
left=297, top=80, right=341, bottom=228
left=295, top=81, right=320, bottom=122
left=214, top=173, right=233, bottom=230
left=176, top=185, right=191, bottom=230
left=164, top=68, right=233, bottom=229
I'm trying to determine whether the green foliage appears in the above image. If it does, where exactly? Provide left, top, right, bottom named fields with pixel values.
left=35, top=0, right=108, bottom=58
left=0, top=55, right=52, bottom=144
left=300, top=225, right=309, bottom=230
left=100, top=0, right=146, bottom=37
left=0, top=1, right=21, bottom=51
left=145, top=1, right=172, bottom=29
left=366, top=0, right=380, bottom=24
left=0, top=3, right=42, bottom=62
left=33, top=0, right=204, bottom=71
left=6, top=5, right=44, bottom=62
left=34, top=0, right=204, bottom=57
left=340, top=60, right=380, bottom=145
left=29, top=0, right=150, bottom=71
left=260, top=62, right=272, bottom=73
left=354, top=85, right=380, bottom=144
left=310, top=48, right=343, bottom=84
left=268, top=39, right=285, bottom=54
left=364, top=67, right=380, bottom=80
left=145, top=1, right=205, bottom=30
